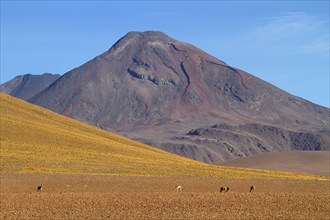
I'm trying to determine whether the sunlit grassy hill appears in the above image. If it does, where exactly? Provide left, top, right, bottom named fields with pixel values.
left=0, top=93, right=326, bottom=180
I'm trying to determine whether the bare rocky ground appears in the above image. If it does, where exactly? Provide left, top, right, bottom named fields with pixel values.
left=1, top=173, right=329, bottom=219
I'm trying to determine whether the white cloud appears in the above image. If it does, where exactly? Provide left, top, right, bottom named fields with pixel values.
left=227, top=12, right=329, bottom=54
left=296, top=33, right=330, bottom=53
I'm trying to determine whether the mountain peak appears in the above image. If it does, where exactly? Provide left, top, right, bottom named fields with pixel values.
left=109, top=30, right=176, bottom=53
left=0, top=73, right=60, bottom=100
left=30, top=31, right=330, bottom=164
left=124, top=30, right=174, bottom=41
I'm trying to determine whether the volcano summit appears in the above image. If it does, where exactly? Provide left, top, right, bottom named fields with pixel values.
left=30, top=31, right=329, bottom=163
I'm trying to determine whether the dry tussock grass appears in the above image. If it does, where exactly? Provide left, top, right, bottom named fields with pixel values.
left=0, top=93, right=327, bottom=180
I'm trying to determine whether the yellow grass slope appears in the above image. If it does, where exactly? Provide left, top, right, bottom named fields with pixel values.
left=0, top=93, right=325, bottom=180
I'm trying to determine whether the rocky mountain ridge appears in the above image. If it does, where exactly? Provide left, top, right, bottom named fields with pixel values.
left=0, top=73, right=60, bottom=100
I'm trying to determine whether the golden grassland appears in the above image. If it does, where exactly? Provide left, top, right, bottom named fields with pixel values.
left=0, top=93, right=327, bottom=180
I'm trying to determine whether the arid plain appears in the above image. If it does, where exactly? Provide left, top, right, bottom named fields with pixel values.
left=1, top=173, right=329, bottom=219
left=1, top=93, right=329, bottom=219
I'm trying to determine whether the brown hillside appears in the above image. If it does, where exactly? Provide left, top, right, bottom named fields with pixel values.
left=217, top=151, right=330, bottom=176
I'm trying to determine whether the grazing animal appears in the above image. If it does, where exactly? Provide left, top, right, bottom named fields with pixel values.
left=226, top=187, right=230, bottom=192
left=37, top=184, right=43, bottom=192
left=220, top=187, right=226, bottom=192
left=173, top=185, right=182, bottom=192
left=250, top=186, right=255, bottom=192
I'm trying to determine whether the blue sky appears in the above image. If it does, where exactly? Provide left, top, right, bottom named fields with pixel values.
left=1, top=1, right=329, bottom=107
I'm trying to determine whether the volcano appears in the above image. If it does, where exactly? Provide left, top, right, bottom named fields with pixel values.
left=30, top=31, right=329, bottom=163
